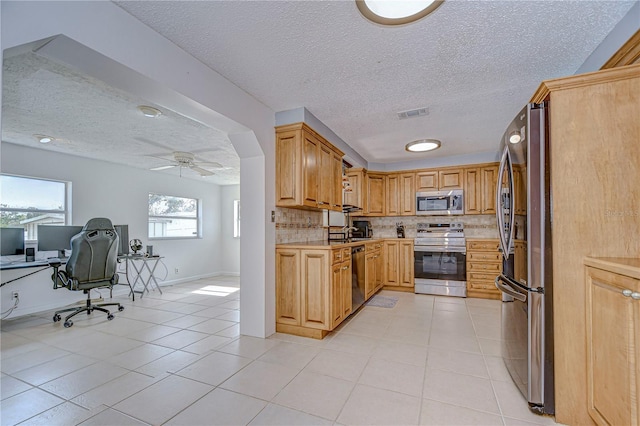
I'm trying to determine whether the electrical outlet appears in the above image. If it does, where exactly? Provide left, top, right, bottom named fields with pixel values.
left=12, top=291, right=19, bottom=300
left=174, top=268, right=179, bottom=274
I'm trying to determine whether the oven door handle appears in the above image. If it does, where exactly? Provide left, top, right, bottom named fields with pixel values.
left=495, top=274, right=527, bottom=302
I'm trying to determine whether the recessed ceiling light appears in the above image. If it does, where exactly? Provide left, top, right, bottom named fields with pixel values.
left=356, top=0, right=444, bottom=25
left=137, top=105, right=162, bottom=118
left=406, top=139, right=441, bottom=152
left=34, top=134, right=55, bottom=144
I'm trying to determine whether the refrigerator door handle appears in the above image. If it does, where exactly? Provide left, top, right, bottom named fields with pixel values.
left=496, top=146, right=509, bottom=258
left=495, top=274, right=527, bottom=302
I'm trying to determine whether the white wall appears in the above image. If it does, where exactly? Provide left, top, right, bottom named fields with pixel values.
left=2, top=1, right=275, bottom=337
left=0, top=142, right=234, bottom=317
left=221, top=185, right=240, bottom=275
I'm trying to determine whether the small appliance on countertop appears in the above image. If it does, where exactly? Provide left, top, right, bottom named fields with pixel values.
left=396, top=222, right=405, bottom=238
left=351, top=220, right=373, bottom=239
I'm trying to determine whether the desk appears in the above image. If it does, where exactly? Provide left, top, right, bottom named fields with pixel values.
left=117, top=255, right=164, bottom=299
left=0, top=259, right=66, bottom=270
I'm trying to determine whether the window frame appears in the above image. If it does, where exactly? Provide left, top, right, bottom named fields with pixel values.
left=0, top=174, right=71, bottom=241
left=148, top=192, right=202, bottom=240
left=233, top=199, right=241, bottom=238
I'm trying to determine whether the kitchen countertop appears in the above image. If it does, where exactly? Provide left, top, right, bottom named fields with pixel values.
left=584, top=257, right=640, bottom=279
left=276, top=238, right=402, bottom=249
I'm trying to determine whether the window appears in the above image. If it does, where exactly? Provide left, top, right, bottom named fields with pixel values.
left=148, top=193, right=200, bottom=239
left=0, top=174, right=68, bottom=240
left=233, top=199, right=241, bottom=238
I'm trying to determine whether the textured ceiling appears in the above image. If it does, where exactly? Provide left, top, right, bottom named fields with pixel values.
left=2, top=52, right=240, bottom=185
left=2, top=1, right=635, bottom=181
left=115, top=0, right=635, bottom=164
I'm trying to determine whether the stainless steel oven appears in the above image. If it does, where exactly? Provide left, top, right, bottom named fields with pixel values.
left=414, top=222, right=467, bottom=297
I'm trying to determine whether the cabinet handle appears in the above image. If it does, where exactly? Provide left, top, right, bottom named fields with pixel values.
left=342, top=266, right=349, bottom=270
left=623, top=289, right=633, bottom=297
left=633, top=292, right=640, bottom=300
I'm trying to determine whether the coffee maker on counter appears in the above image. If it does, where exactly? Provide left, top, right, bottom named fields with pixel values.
left=351, top=220, right=373, bottom=239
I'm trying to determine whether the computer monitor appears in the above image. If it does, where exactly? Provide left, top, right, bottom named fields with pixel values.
left=1, top=227, right=25, bottom=256
left=113, top=224, right=129, bottom=256
left=37, top=225, right=83, bottom=258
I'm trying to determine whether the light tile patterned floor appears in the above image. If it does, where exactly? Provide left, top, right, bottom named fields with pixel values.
left=0, top=278, right=560, bottom=425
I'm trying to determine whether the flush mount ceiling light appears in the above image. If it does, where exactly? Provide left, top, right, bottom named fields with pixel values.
left=509, top=130, right=522, bottom=144
left=356, top=0, right=444, bottom=26
left=34, top=134, right=55, bottom=144
left=137, top=105, right=162, bottom=118
left=406, top=139, right=441, bottom=152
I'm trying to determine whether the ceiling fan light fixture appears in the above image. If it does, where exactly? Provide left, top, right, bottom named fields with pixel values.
left=137, top=105, right=162, bottom=118
left=34, top=134, right=55, bottom=144
left=406, top=139, right=441, bottom=153
left=356, top=0, right=444, bottom=25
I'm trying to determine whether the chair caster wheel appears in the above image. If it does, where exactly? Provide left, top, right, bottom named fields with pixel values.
left=118, top=306, right=125, bottom=312
left=53, top=314, right=61, bottom=322
left=64, top=320, right=73, bottom=328
left=107, top=314, right=114, bottom=321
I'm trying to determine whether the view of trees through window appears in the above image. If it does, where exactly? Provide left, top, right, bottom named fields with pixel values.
left=1, top=175, right=67, bottom=239
left=148, top=193, right=200, bottom=238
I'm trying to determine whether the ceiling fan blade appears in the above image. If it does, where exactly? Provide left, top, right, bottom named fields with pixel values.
left=190, top=165, right=215, bottom=176
left=150, top=164, right=177, bottom=171
left=194, top=161, right=224, bottom=169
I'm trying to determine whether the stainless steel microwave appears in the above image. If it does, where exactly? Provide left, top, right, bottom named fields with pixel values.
left=416, top=190, right=464, bottom=215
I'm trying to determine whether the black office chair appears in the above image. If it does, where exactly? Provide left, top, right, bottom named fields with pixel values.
left=51, top=218, right=124, bottom=327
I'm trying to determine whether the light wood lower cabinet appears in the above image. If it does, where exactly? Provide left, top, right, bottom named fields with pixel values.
left=466, top=239, right=502, bottom=299
left=365, top=241, right=383, bottom=299
left=383, top=240, right=414, bottom=291
left=276, top=247, right=351, bottom=339
left=585, top=261, right=640, bottom=426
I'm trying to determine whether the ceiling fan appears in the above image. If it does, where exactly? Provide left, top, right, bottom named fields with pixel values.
left=149, top=151, right=223, bottom=177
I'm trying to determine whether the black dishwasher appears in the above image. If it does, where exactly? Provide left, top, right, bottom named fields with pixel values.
left=351, top=246, right=366, bottom=311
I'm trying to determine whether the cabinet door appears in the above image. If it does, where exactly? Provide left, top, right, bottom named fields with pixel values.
left=416, top=171, right=438, bottom=191
left=276, top=249, right=300, bottom=326
left=399, top=241, right=414, bottom=288
left=300, top=250, right=330, bottom=330
left=302, top=132, right=320, bottom=208
left=439, top=169, right=463, bottom=189
left=399, top=173, right=415, bottom=215
left=374, top=248, right=384, bottom=291
left=586, top=267, right=640, bottom=426
left=331, top=262, right=343, bottom=328
left=513, top=165, right=527, bottom=215
left=341, top=260, right=352, bottom=318
left=480, top=165, right=498, bottom=214
left=365, top=252, right=377, bottom=300
left=514, top=241, right=527, bottom=285
left=384, top=241, right=399, bottom=286
left=464, top=167, right=481, bottom=215
left=276, top=130, right=301, bottom=207
left=331, top=152, right=343, bottom=212
left=344, top=169, right=363, bottom=209
left=317, top=143, right=332, bottom=209
left=386, top=174, right=400, bottom=216
left=366, top=173, right=385, bottom=216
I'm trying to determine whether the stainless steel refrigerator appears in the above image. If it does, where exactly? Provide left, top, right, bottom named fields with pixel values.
left=494, top=102, right=554, bottom=415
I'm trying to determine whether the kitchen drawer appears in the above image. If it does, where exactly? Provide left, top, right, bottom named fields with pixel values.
left=366, top=242, right=383, bottom=252
left=468, top=252, right=502, bottom=262
left=468, top=262, right=501, bottom=272
left=332, top=250, right=344, bottom=264
left=468, top=241, right=500, bottom=251
left=342, top=248, right=351, bottom=261
left=468, top=271, right=501, bottom=281
left=468, top=280, right=499, bottom=291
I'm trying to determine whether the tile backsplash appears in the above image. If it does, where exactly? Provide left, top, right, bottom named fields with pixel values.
left=276, top=207, right=499, bottom=244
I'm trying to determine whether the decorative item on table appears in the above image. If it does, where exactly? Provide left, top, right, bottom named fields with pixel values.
left=129, top=239, right=143, bottom=256
left=396, top=222, right=405, bottom=238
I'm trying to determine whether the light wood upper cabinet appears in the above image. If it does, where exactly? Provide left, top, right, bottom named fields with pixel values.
left=399, top=173, right=415, bottom=215
left=344, top=168, right=364, bottom=209
left=386, top=174, right=400, bottom=216
left=438, top=169, right=463, bottom=189
left=416, top=171, right=438, bottom=191
left=365, top=173, right=386, bottom=216
left=465, top=164, right=498, bottom=215
left=586, top=263, right=640, bottom=426
left=275, top=123, right=344, bottom=211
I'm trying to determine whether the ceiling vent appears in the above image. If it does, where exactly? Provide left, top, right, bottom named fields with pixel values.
left=397, top=107, right=429, bottom=120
